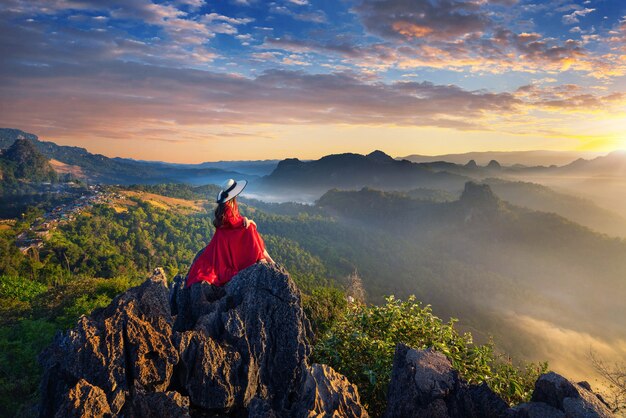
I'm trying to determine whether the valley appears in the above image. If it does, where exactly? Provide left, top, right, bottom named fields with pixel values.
left=1, top=129, right=625, bottom=416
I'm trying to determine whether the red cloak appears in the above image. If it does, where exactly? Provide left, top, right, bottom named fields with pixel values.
left=185, top=208, right=266, bottom=287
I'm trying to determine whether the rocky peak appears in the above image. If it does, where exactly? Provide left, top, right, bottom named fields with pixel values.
left=275, top=157, right=303, bottom=170
left=460, top=182, right=500, bottom=209
left=486, top=159, right=502, bottom=170
left=464, top=159, right=478, bottom=169
left=366, top=150, right=395, bottom=163
left=39, top=264, right=367, bottom=417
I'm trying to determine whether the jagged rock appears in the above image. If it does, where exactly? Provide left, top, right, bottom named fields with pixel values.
left=53, top=379, right=112, bottom=418
left=295, top=364, right=368, bottom=417
left=172, top=263, right=313, bottom=413
left=384, top=344, right=508, bottom=418
left=175, top=331, right=243, bottom=410
left=39, top=263, right=366, bottom=418
left=531, top=372, right=613, bottom=417
left=129, top=389, right=190, bottom=418
left=510, top=401, right=566, bottom=418
left=384, top=345, right=614, bottom=418
left=40, top=268, right=178, bottom=417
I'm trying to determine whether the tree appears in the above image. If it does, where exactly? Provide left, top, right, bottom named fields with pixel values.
left=590, top=350, right=626, bottom=413
left=345, top=269, right=366, bottom=303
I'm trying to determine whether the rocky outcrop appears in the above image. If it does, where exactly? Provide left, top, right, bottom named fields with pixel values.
left=384, top=345, right=509, bottom=418
left=384, top=344, right=614, bottom=418
left=39, top=263, right=367, bottom=418
left=513, top=372, right=614, bottom=418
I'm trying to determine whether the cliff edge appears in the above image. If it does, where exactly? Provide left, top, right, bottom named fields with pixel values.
left=38, top=263, right=367, bottom=417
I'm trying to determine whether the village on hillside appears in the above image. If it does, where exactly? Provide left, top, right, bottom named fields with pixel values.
left=15, top=185, right=124, bottom=254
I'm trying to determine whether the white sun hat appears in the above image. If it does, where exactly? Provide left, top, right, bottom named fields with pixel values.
left=216, top=179, right=248, bottom=204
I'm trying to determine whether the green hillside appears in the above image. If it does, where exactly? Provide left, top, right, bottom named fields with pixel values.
left=0, top=138, right=57, bottom=184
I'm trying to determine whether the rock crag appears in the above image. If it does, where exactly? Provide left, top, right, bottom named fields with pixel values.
left=384, top=344, right=614, bottom=418
left=39, top=263, right=367, bottom=417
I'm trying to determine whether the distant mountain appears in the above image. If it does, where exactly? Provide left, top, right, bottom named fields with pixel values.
left=305, top=184, right=626, bottom=369
left=0, top=128, right=244, bottom=185
left=484, top=178, right=626, bottom=237
left=0, top=137, right=57, bottom=183
left=262, top=151, right=469, bottom=196
left=401, top=150, right=603, bottom=167
left=113, top=158, right=280, bottom=177
left=559, top=150, right=626, bottom=176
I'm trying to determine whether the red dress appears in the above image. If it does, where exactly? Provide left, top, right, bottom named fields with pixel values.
left=185, top=208, right=266, bottom=287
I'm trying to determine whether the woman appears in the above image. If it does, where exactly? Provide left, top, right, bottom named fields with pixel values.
left=185, top=179, right=274, bottom=287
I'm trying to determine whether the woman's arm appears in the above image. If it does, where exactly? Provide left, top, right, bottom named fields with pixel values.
left=263, top=249, right=275, bottom=264
left=243, top=217, right=257, bottom=229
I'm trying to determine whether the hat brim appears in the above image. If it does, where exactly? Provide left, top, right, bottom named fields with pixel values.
left=217, top=179, right=247, bottom=203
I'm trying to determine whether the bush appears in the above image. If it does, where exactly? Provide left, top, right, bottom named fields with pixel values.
left=0, top=319, right=56, bottom=417
left=302, top=286, right=347, bottom=338
left=313, top=296, right=547, bottom=416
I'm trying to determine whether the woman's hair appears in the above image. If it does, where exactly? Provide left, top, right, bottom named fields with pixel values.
left=213, top=198, right=238, bottom=228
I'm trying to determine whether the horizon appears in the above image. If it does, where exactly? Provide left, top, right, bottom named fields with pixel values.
left=4, top=126, right=620, bottom=164
left=1, top=1, right=625, bottom=161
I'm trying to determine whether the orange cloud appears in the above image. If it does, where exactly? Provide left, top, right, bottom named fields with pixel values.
left=391, top=21, right=434, bottom=38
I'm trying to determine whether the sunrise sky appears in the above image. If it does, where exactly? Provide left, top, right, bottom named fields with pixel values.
left=1, top=0, right=625, bottom=162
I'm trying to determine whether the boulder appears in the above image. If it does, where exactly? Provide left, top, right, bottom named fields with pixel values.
left=384, top=345, right=615, bottom=418
left=510, top=401, right=566, bottom=418
left=39, top=263, right=367, bottom=418
left=384, top=344, right=508, bottom=418
left=531, top=372, right=613, bottom=418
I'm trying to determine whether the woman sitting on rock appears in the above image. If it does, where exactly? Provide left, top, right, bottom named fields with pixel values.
left=185, top=179, right=274, bottom=287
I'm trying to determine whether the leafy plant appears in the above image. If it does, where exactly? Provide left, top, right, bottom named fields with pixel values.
left=314, top=296, right=547, bottom=416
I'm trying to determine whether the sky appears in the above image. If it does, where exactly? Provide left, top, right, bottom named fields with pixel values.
left=1, top=0, right=626, bottom=162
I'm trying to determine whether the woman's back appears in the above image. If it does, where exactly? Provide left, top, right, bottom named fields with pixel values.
left=185, top=187, right=269, bottom=287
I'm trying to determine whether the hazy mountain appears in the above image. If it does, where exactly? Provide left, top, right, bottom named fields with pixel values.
left=559, top=150, right=626, bottom=176
left=401, top=150, right=603, bottom=167
left=113, top=158, right=280, bottom=177
left=294, top=184, right=626, bottom=380
left=262, top=151, right=470, bottom=199
left=481, top=178, right=626, bottom=237
left=0, top=137, right=57, bottom=183
left=0, top=128, right=244, bottom=185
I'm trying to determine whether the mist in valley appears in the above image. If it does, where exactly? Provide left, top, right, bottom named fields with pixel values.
left=245, top=150, right=626, bottom=391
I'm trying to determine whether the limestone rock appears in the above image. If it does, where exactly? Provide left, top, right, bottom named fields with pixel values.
left=384, top=344, right=615, bottom=418
left=39, top=263, right=366, bottom=418
left=295, top=364, right=368, bottom=417
left=531, top=372, right=613, bottom=418
left=53, top=379, right=112, bottom=418
left=128, top=389, right=190, bottom=418
left=384, top=344, right=508, bottom=418
left=40, top=268, right=178, bottom=417
left=510, top=401, right=566, bottom=418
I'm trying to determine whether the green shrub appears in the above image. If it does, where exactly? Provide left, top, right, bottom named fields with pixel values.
left=302, top=286, right=347, bottom=338
left=313, top=296, right=547, bottom=416
left=0, top=275, right=46, bottom=302
left=0, top=319, right=56, bottom=417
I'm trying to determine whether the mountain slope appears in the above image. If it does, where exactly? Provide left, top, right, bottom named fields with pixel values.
left=262, top=151, right=469, bottom=198
left=0, top=128, right=242, bottom=185
left=259, top=184, right=626, bottom=382
left=0, top=137, right=57, bottom=183
left=559, top=150, right=626, bottom=176
left=484, top=178, right=626, bottom=237
left=401, top=150, right=603, bottom=167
